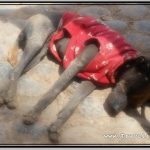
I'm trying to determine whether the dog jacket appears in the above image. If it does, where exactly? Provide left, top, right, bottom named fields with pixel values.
left=49, top=12, right=138, bottom=86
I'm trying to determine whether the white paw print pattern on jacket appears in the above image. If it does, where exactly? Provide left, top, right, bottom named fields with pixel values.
left=75, top=46, right=80, bottom=55
left=90, top=74, right=98, bottom=81
left=101, top=60, right=109, bottom=66
left=63, top=56, right=67, bottom=61
left=106, top=43, right=114, bottom=50
left=53, top=44, right=57, bottom=52
left=104, top=69, right=109, bottom=75
left=88, top=32, right=93, bottom=37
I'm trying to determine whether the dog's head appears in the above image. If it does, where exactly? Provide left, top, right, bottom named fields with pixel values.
left=104, top=55, right=150, bottom=116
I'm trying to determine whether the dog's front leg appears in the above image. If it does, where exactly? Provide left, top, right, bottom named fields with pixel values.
left=4, top=14, right=54, bottom=109
left=104, top=80, right=128, bottom=116
left=23, top=43, right=99, bottom=125
left=48, top=80, right=96, bottom=143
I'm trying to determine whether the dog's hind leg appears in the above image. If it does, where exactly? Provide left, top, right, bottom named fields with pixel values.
left=22, top=36, right=51, bottom=74
left=23, top=42, right=99, bottom=125
left=4, top=14, right=54, bottom=109
left=48, top=80, right=96, bottom=143
left=23, top=36, right=70, bottom=73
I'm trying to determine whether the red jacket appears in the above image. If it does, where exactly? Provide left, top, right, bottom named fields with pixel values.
left=49, top=12, right=138, bottom=86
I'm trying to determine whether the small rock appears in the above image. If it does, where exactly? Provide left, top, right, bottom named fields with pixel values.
left=133, top=20, right=150, bottom=34
left=78, top=6, right=112, bottom=19
left=104, top=20, right=128, bottom=33
left=124, top=33, right=150, bottom=52
left=117, top=5, right=149, bottom=20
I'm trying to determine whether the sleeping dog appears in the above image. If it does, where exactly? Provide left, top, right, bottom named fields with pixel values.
left=3, top=12, right=150, bottom=143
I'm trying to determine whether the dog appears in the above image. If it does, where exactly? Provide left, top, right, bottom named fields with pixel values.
left=3, top=11, right=150, bottom=143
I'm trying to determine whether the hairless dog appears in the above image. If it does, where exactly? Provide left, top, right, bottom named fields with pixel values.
left=2, top=11, right=150, bottom=144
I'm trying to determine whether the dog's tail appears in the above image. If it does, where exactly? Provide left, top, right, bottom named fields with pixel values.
left=7, top=41, right=20, bottom=67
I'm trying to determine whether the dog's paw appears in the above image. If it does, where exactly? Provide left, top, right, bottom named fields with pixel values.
left=23, top=111, right=39, bottom=125
left=48, top=123, right=59, bottom=144
left=48, top=127, right=59, bottom=144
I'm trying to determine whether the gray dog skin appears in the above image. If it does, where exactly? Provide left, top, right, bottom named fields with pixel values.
left=0, top=7, right=150, bottom=143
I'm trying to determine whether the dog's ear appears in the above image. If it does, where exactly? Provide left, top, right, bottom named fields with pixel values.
left=104, top=82, right=127, bottom=116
